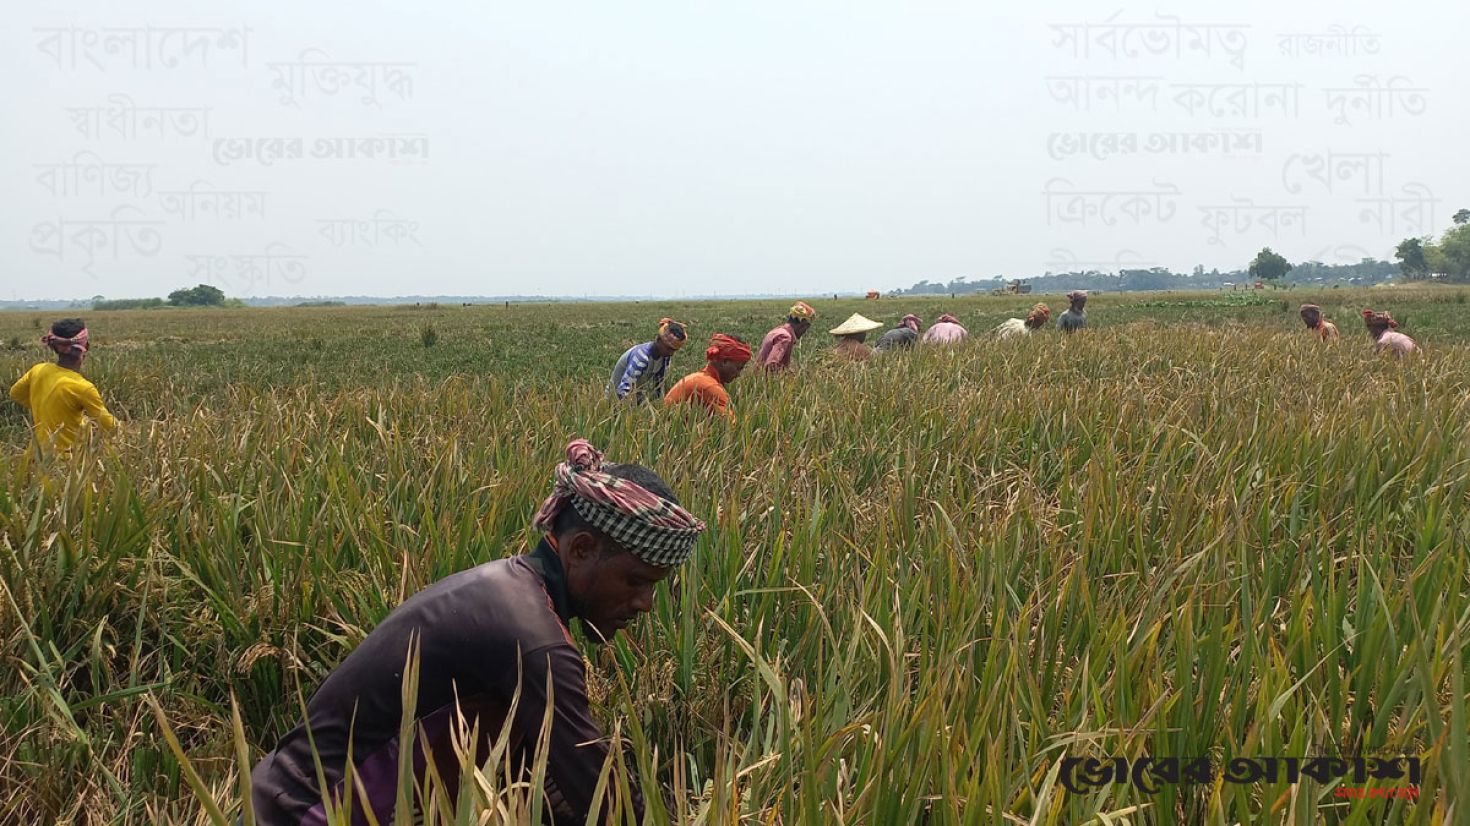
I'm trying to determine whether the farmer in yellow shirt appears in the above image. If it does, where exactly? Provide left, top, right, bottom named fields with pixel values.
left=9, top=318, right=117, bottom=454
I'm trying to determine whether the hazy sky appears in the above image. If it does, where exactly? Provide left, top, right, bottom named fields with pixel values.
left=4, top=0, right=1466, bottom=300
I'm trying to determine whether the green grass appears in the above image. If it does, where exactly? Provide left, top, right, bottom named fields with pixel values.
left=1, top=287, right=1467, bottom=824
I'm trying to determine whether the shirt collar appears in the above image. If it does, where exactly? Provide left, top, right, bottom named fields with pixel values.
left=526, top=536, right=573, bottom=625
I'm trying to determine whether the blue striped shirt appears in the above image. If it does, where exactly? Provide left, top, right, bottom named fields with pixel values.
left=607, top=342, right=671, bottom=402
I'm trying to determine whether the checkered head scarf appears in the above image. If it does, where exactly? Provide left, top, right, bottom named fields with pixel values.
left=532, top=439, right=706, bottom=568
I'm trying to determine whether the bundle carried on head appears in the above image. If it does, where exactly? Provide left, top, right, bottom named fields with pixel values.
left=787, top=301, right=817, bottom=321
left=532, top=439, right=706, bottom=567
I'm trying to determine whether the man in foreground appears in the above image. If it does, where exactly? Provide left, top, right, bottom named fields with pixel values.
left=663, top=333, right=751, bottom=420
left=755, top=301, right=817, bottom=372
left=9, top=318, right=117, bottom=456
left=250, top=439, right=706, bottom=825
left=1058, top=291, right=1088, bottom=333
left=608, top=318, right=688, bottom=402
left=874, top=314, right=922, bottom=352
left=1299, top=304, right=1340, bottom=341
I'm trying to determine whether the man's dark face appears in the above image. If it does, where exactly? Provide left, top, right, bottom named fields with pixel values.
left=1071, top=297, right=1087, bottom=312
left=1301, top=308, right=1320, bottom=328
left=559, top=529, right=673, bottom=643
left=792, top=319, right=812, bottom=338
left=712, top=358, right=746, bottom=384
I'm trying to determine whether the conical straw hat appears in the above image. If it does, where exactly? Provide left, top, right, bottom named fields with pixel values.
left=829, top=313, right=884, bottom=335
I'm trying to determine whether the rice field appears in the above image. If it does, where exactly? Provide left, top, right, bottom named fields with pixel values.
left=2, top=287, right=1468, bottom=825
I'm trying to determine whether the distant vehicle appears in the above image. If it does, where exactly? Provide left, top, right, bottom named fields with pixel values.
left=991, top=279, right=1032, bottom=296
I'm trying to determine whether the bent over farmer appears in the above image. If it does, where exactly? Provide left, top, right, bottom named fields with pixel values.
left=755, top=301, right=817, bottom=373
left=9, top=318, right=117, bottom=455
left=1058, top=291, right=1088, bottom=333
left=994, top=304, right=1051, bottom=340
left=874, top=314, right=922, bottom=352
left=664, top=333, right=751, bottom=420
left=608, top=318, right=688, bottom=402
left=1300, top=304, right=1339, bottom=341
left=250, top=439, right=706, bottom=825
left=1362, top=309, right=1418, bottom=356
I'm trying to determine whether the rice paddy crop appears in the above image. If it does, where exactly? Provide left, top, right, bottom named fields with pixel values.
left=1, top=288, right=1467, bottom=824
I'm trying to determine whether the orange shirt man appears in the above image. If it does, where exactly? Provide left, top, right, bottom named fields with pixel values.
left=663, top=334, right=751, bottom=420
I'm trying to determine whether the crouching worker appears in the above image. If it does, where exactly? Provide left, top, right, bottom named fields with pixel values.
left=9, top=318, right=117, bottom=456
left=250, top=439, right=707, bottom=825
left=663, top=333, right=751, bottom=420
left=1362, top=309, right=1418, bottom=356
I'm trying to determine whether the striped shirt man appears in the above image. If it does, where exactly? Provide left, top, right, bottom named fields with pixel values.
left=608, top=341, right=672, bottom=402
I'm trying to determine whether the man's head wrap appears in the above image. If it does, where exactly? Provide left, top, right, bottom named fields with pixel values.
left=1067, top=290, right=1088, bottom=302
left=532, top=439, right=706, bottom=568
left=900, top=314, right=922, bottom=332
left=705, top=333, right=751, bottom=363
left=657, top=318, right=688, bottom=351
left=1362, top=309, right=1397, bottom=329
left=42, top=327, right=89, bottom=357
left=1299, top=303, right=1320, bottom=314
left=787, top=301, right=817, bottom=321
left=1026, top=303, right=1051, bottom=325
left=937, top=313, right=960, bottom=325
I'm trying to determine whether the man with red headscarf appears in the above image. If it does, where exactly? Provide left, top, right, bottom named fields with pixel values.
left=663, top=333, right=751, bottom=420
left=1362, top=309, right=1418, bottom=356
left=9, top=317, right=117, bottom=455
left=251, top=439, right=706, bottom=826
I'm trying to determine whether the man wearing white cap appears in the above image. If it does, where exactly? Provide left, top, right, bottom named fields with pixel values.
left=828, top=313, right=884, bottom=362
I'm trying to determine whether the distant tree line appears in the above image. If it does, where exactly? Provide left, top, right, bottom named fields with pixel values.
left=1395, top=209, right=1470, bottom=282
left=91, top=284, right=239, bottom=311
left=894, top=256, right=1399, bottom=296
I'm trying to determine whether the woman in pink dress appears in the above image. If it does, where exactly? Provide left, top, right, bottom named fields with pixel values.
left=1362, top=309, right=1418, bottom=356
